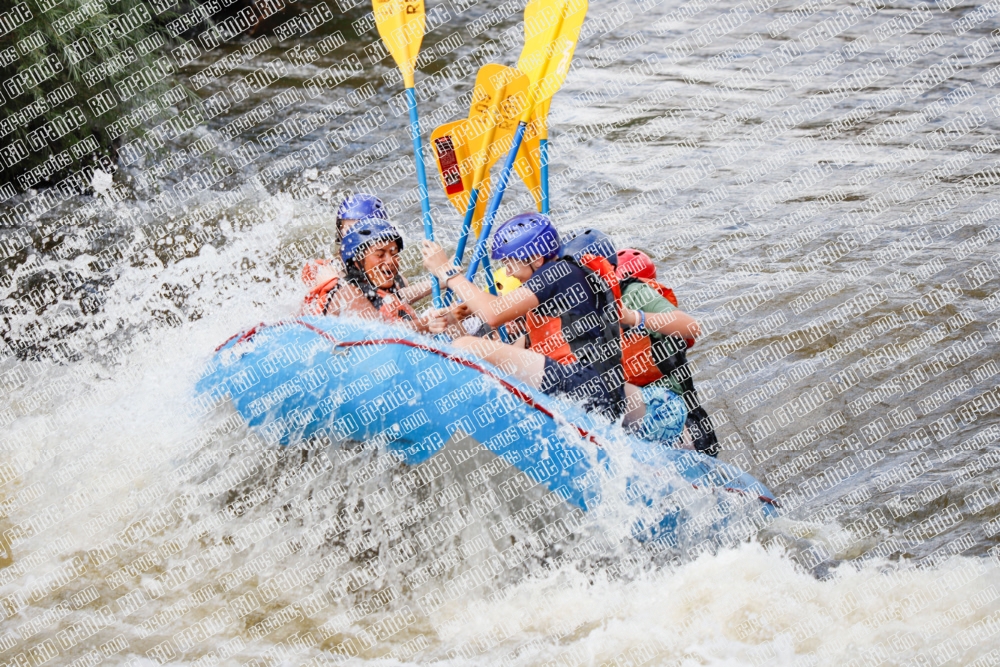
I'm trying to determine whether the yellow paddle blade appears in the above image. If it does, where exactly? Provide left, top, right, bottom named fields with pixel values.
left=465, top=64, right=530, bottom=176
left=430, top=120, right=491, bottom=231
left=517, top=0, right=587, bottom=113
left=514, top=119, right=544, bottom=211
left=372, top=0, right=426, bottom=87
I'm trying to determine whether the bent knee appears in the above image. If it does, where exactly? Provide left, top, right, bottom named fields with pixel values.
left=451, top=336, right=496, bottom=357
left=451, top=336, right=480, bottom=350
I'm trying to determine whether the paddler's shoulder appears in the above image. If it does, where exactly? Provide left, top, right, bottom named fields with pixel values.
left=532, top=256, right=586, bottom=286
left=622, top=280, right=676, bottom=313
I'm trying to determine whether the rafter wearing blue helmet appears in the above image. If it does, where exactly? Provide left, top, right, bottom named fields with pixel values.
left=316, top=219, right=423, bottom=327
left=299, top=193, right=432, bottom=313
left=421, top=213, right=704, bottom=441
left=561, top=228, right=706, bottom=452
left=310, top=219, right=466, bottom=338
left=560, top=228, right=618, bottom=267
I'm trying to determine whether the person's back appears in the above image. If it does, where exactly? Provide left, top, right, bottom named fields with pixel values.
left=525, top=255, right=626, bottom=418
left=524, top=258, right=621, bottom=372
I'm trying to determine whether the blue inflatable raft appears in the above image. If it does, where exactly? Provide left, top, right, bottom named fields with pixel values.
left=197, top=316, right=777, bottom=548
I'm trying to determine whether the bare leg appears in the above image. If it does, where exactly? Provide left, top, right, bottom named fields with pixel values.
left=452, top=340, right=654, bottom=432
left=451, top=336, right=547, bottom=389
left=622, top=383, right=646, bottom=427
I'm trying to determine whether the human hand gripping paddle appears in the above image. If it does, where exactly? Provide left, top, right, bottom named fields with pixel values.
left=372, top=0, right=443, bottom=307
left=428, top=68, right=528, bottom=338
left=430, top=118, right=502, bottom=306
left=464, top=0, right=588, bottom=284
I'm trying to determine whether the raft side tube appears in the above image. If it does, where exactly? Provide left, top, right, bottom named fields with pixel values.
left=197, top=316, right=778, bottom=543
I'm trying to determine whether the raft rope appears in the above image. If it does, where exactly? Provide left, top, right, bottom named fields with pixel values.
left=216, top=319, right=778, bottom=508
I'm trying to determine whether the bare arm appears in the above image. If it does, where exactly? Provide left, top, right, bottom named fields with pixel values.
left=423, top=303, right=477, bottom=339
left=621, top=307, right=701, bottom=340
left=327, top=283, right=439, bottom=335
left=397, top=278, right=433, bottom=304
left=443, top=278, right=539, bottom=328
left=422, top=241, right=539, bottom=328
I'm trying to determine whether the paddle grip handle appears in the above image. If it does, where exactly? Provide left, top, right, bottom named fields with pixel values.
left=406, top=87, right=443, bottom=309
left=465, top=121, right=527, bottom=283
left=540, top=138, right=549, bottom=214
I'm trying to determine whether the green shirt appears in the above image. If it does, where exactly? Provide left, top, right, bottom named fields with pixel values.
left=621, top=281, right=684, bottom=395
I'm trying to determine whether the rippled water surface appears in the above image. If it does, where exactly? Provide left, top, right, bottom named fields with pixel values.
left=2, top=0, right=1000, bottom=663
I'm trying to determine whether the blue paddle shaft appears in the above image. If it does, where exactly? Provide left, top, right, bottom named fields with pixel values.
left=482, top=255, right=499, bottom=296
left=540, top=138, right=549, bottom=214
left=479, top=256, right=511, bottom=343
left=406, top=87, right=443, bottom=309
left=465, top=121, right=527, bottom=283
left=454, top=186, right=479, bottom=265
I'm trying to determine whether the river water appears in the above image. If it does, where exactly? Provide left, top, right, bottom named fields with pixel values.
left=2, top=0, right=1000, bottom=663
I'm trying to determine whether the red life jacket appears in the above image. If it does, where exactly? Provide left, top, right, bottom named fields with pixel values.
left=373, top=288, right=418, bottom=323
left=643, top=278, right=678, bottom=308
left=524, top=255, right=623, bottom=382
left=300, top=260, right=417, bottom=324
left=618, top=276, right=694, bottom=387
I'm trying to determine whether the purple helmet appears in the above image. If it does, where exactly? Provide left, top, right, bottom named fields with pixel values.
left=490, top=212, right=560, bottom=262
left=337, top=194, right=387, bottom=227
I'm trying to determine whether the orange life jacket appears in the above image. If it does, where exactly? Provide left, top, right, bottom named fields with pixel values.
left=300, top=259, right=341, bottom=316
left=618, top=276, right=693, bottom=387
left=524, top=255, right=623, bottom=382
left=645, top=279, right=678, bottom=308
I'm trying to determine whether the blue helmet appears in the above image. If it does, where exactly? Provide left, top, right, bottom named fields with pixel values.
left=340, top=219, right=403, bottom=265
left=490, top=212, right=560, bottom=262
left=561, top=228, right=617, bottom=266
left=337, top=194, right=387, bottom=226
